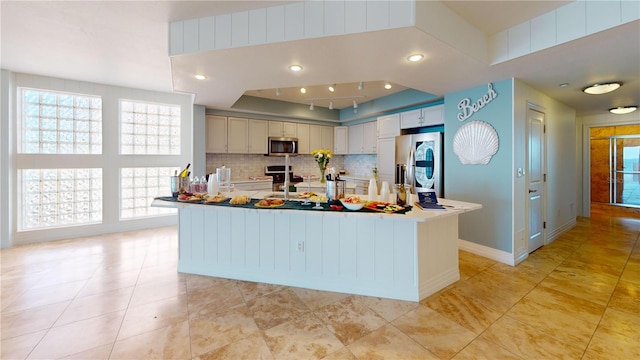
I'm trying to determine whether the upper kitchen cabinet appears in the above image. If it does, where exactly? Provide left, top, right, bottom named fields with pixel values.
left=296, top=123, right=310, bottom=155
left=227, top=117, right=268, bottom=154
left=377, top=114, right=400, bottom=139
left=400, top=104, right=444, bottom=129
left=206, top=115, right=228, bottom=153
left=269, top=121, right=297, bottom=138
left=348, top=122, right=377, bottom=154
left=310, top=125, right=334, bottom=152
left=334, top=126, right=348, bottom=154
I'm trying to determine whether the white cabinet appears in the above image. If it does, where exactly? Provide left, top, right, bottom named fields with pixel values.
left=377, top=137, right=395, bottom=185
left=322, top=125, right=334, bottom=151
left=348, top=122, right=377, bottom=154
left=206, top=115, right=227, bottom=153
left=310, top=125, right=334, bottom=152
left=232, top=180, right=273, bottom=191
left=227, top=117, right=248, bottom=153
left=227, top=117, right=268, bottom=154
left=334, top=126, right=349, bottom=154
left=296, top=123, right=310, bottom=155
left=400, top=104, right=444, bottom=129
left=269, top=121, right=297, bottom=137
left=248, top=119, right=268, bottom=154
left=377, top=114, right=400, bottom=139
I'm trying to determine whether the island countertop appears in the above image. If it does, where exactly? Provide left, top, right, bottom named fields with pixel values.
left=152, top=190, right=481, bottom=223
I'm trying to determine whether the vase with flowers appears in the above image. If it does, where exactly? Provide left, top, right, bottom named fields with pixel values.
left=311, top=149, right=333, bottom=183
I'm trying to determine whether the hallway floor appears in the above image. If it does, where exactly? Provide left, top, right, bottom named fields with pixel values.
left=1, top=213, right=638, bottom=359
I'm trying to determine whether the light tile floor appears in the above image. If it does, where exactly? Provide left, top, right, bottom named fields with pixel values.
left=1, top=212, right=638, bottom=359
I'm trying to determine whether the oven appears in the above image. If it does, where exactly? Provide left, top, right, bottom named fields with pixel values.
left=265, top=165, right=303, bottom=191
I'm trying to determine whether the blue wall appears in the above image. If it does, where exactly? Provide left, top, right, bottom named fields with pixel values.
left=444, top=79, right=513, bottom=253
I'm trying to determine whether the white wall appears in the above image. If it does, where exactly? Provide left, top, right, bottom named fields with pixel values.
left=3, top=72, right=194, bottom=247
left=577, top=111, right=640, bottom=217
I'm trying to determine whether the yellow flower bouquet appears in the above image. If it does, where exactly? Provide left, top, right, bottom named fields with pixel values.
left=311, top=149, right=333, bottom=183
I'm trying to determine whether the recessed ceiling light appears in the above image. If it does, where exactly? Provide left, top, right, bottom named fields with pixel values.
left=609, top=106, right=638, bottom=115
left=583, top=82, right=622, bottom=95
left=300, top=87, right=306, bottom=94
left=384, top=82, right=392, bottom=90
left=194, top=74, right=207, bottom=80
left=407, top=54, right=424, bottom=62
left=289, top=64, right=303, bottom=72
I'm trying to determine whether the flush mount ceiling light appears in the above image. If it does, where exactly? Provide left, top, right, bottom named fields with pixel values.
left=289, top=64, right=303, bottom=72
left=328, top=85, right=335, bottom=93
left=609, top=106, right=638, bottom=114
left=407, top=54, right=424, bottom=62
left=194, top=74, right=207, bottom=80
left=384, top=82, right=392, bottom=90
left=583, top=82, right=622, bottom=95
left=300, top=87, right=306, bottom=94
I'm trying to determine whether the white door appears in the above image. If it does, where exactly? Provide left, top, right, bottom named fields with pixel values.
left=527, top=108, right=545, bottom=252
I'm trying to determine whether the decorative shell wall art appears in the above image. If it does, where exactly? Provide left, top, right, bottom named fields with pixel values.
left=452, top=120, right=499, bottom=165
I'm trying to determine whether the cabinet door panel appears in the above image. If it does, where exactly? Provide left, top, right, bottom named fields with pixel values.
left=248, top=119, right=268, bottom=154
left=206, top=115, right=227, bottom=153
left=227, top=117, right=248, bottom=153
left=334, top=126, right=349, bottom=154
left=378, top=114, right=400, bottom=138
left=297, top=123, right=310, bottom=154
left=400, top=109, right=422, bottom=129
left=348, top=124, right=363, bottom=154
left=363, top=122, right=377, bottom=153
left=421, top=105, right=444, bottom=126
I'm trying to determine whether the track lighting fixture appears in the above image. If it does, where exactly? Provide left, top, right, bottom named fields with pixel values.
left=353, top=99, right=358, bottom=109
left=328, top=85, right=335, bottom=92
left=300, top=87, right=306, bottom=94
left=309, top=101, right=314, bottom=111
left=329, top=101, right=333, bottom=110
left=358, top=82, right=363, bottom=91
left=275, top=88, right=280, bottom=96
left=384, top=82, right=392, bottom=90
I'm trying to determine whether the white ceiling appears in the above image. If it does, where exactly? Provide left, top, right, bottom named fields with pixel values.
left=2, top=0, right=639, bottom=120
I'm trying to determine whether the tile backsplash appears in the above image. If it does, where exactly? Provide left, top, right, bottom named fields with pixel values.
left=206, top=153, right=377, bottom=180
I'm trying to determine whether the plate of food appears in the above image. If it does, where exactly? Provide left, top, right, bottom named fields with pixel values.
left=203, top=194, right=227, bottom=204
left=364, top=201, right=405, bottom=213
left=255, top=198, right=285, bottom=208
left=229, top=195, right=250, bottom=205
left=296, top=191, right=316, bottom=199
left=177, top=193, right=205, bottom=202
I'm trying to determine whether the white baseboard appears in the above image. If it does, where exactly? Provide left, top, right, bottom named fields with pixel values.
left=547, top=218, right=577, bottom=244
left=458, top=238, right=516, bottom=266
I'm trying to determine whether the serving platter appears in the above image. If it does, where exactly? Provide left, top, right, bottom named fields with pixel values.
left=363, top=201, right=405, bottom=213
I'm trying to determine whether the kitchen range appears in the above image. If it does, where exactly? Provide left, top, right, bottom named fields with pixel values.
left=264, top=165, right=303, bottom=192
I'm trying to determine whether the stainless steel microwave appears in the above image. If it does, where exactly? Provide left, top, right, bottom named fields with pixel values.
left=268, top=137, right=298, bottom=156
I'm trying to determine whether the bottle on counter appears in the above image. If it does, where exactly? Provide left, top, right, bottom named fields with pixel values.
left=368, top=177, right=378, bottom=201
left=395, top=183, right=407, bottom=206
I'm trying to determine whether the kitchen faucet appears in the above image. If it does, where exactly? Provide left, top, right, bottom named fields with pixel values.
left=284, top=154, right=290, bottom=200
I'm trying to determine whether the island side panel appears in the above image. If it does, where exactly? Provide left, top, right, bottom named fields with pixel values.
left=416, top=214, right=460, bottom=299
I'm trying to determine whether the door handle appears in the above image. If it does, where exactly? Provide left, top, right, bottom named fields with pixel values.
left=528, top=189, right=537, bottom=193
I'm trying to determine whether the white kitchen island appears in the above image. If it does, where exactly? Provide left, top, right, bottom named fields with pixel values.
left=152, top=193, right=480, bottom=302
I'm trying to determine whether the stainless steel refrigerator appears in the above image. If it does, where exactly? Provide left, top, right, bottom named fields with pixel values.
left=395, top=132, right=443, bottom=197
